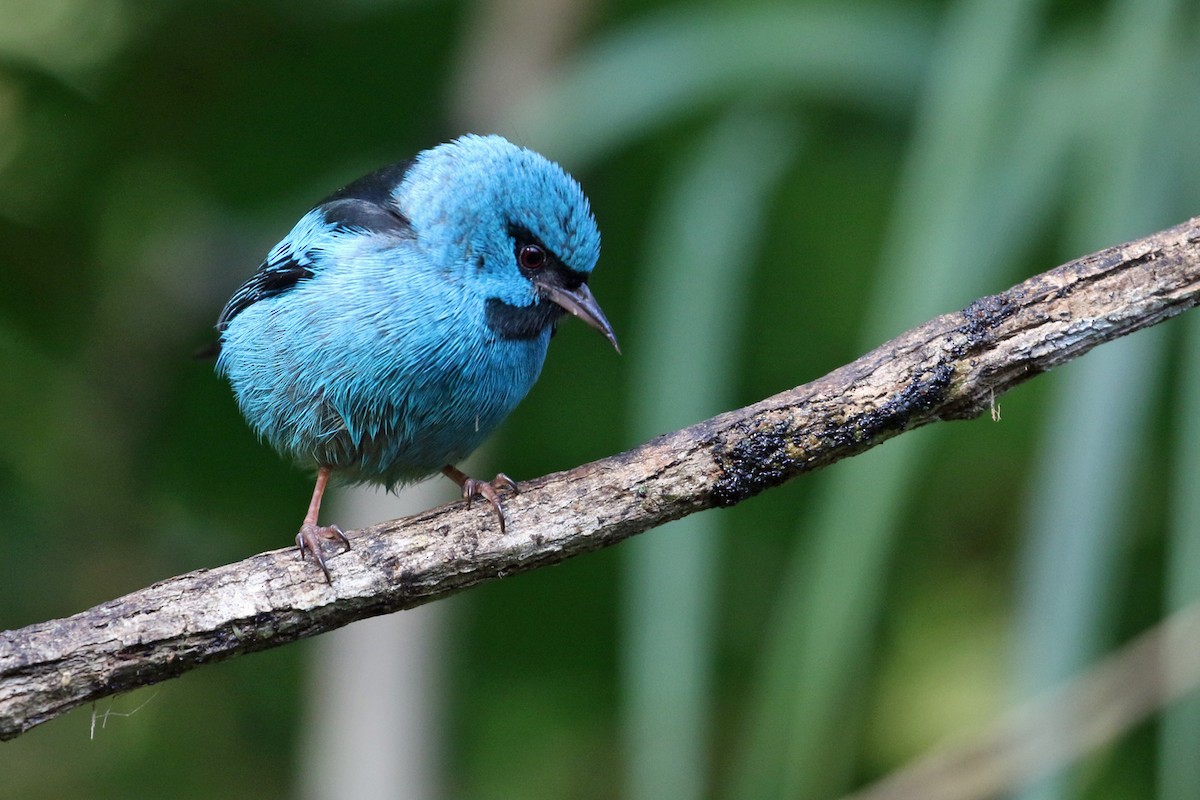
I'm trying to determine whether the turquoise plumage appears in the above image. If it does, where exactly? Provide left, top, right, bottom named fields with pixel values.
left=215, top=135, right=618, bottom=580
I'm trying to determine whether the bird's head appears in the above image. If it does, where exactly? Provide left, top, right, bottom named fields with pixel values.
left=396, top=134, right=618, bottom=352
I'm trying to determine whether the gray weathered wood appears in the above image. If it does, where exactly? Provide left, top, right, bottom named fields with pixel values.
left=3, top=215, right=1199, bottom=741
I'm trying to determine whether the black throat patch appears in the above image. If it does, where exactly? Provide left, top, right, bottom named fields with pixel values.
left=485, top=297, right=565, bottom=340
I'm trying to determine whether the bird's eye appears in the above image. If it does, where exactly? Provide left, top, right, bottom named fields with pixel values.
left=518, top=244, right=547, bottom=271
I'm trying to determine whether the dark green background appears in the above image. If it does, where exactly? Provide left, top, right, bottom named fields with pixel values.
left=2, top=0, right=1199, bottom=798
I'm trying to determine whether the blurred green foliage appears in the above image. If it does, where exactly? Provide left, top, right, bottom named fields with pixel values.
left=2, top=0, right=1200, bottom=798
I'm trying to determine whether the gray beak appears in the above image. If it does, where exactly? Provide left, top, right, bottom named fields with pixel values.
left=543, top=283, right=621, bottom=354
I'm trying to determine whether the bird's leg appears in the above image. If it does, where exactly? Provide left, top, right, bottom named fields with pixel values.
left=295, top=465, right=351, bottom=583
left=441, top=465, right=518, bottom=534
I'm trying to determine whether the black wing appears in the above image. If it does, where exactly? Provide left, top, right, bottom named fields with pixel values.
left=214, top=159, right=417, bottom=334
left=215, top=255, right=315, bottom=332
left=320, top=158, right=415, bottom=207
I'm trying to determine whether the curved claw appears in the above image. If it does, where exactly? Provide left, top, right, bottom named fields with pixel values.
left=442, top=467, right=519, bottom=534
left=296, top=522, right=351, bottom=583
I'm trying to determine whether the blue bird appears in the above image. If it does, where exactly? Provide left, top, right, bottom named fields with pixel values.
left=214, top=134, right=618, bottom=581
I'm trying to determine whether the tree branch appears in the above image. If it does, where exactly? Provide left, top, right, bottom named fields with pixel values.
left=4, top=215, right=1200, bottom=741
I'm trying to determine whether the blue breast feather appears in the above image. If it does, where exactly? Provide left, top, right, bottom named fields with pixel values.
left=215, top=135, right=600, bottom=488
left=218, top=214, right=554, bottom=486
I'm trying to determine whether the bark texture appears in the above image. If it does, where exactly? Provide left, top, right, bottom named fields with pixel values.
left=3, top=215, right=1200, bottom=741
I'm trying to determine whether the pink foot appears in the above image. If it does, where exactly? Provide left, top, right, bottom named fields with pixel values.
left=296, top=522, right=351, bottom=583
left=442, top=467, right=519, bottom=534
